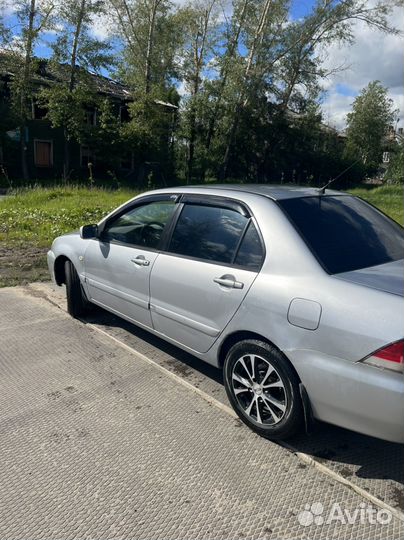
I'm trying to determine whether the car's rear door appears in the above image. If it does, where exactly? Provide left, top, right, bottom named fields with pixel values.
left=150, top=196, right=265, bottom=353
left=84, top=195, right=178, bottom=328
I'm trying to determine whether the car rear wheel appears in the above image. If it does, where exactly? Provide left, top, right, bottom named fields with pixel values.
left=223, top=340, right=304, bottom=440
left=65, top=260, right=88, bottom=318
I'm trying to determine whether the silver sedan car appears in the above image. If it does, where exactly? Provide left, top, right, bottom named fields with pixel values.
left=47, top=185, right=404, bottom=443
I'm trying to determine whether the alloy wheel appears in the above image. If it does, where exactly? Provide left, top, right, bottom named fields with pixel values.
left=231, top=354, right=287, bottom=425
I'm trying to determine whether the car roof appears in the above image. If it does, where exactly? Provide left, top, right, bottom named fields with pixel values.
left=156, top=184, right=346, bottom=201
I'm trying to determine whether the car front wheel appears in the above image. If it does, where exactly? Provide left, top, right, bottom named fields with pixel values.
left=65, top=260, right=88, bottom=318
left=223, top=339, right=304, bottom=440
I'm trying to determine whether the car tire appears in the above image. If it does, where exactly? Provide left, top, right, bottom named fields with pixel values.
left=223, top=339, right=304, bottom=440
left=65, top=260, right=88, bottom=318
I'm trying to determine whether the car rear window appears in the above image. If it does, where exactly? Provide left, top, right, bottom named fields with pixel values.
left=278, top=195, right=404, bottom=274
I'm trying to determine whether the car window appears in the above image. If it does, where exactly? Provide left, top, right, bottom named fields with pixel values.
left=169, top=204, right=248, bottom=264
left=278, top=195, right=404, bottom=274
left=234, top=222, right=264, bottom=270
left=103, top=200, right=176, bottom=249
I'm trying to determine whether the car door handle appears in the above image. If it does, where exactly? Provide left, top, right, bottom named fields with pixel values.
left=131, top=256, right=150, bottom=267
left=213, top=276, right=244, bottom=289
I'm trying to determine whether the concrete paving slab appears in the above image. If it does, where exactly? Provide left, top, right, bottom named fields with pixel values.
left=29, top=283, right=404, bottom=515
left=0, top=285, right=403, bottom=539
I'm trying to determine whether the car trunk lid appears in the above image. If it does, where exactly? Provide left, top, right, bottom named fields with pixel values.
left=335, top=259, right=404, bottom=297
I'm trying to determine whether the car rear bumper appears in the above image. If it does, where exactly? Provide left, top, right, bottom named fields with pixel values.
left=288, top=350, right=404, bottom=444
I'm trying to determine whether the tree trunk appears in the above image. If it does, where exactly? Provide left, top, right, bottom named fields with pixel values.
left=20, top=0, right=36, bottom=181
left=186, top=116, right=196, bottom=184
left=186, top=75, right=199, bottom=184
left=204, top=0, right=249, bottom=156
left=145, top=0, right=158, bottom=95
left=219, top=0, right=274, bottom=179
left=62, top=0, right=86, bottom=180
left=186, top=5, right=212, bottom=183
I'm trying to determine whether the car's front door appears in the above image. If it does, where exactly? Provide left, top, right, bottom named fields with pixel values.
left=84, top=196, right=177, bottom=328
left=150, top=198, right=265, bottom=353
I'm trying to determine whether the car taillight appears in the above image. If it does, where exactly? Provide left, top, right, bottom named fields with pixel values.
left=362, top=340, right=404, bottom=373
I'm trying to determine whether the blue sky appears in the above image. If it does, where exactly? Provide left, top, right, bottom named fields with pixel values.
left=290, top=0, right=315, bottom=20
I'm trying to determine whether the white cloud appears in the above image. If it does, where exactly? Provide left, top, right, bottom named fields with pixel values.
left=177, top=79, right=187, bottom=96
left=321, top=91, right=355, bottom=130
left=43, top=23, right=65, bottom=36
left=1, top=0, right=16, bottom=17
left=89, top=14, right=113, bottom=41
left=319, top=5, right=404, bottom=130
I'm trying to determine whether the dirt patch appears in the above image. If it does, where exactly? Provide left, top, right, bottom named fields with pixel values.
left=391, top=486, right=404, bottom=511
left=0, top=245, right=49, bottom=287
left=337, top=466, right=354, bottom=479
left=163, top=358, right=194, bottom=378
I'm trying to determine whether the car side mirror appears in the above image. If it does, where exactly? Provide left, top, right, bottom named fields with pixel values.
left=80, top=224, right=98, bottom=239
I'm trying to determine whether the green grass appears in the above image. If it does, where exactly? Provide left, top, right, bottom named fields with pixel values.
left=0, top=183, right=402, bottom=249
left=0, top=183, right=402, bottom=287
left=0, top=186, right=138, bottom=248
left=348, top=184, right=404, bottom=226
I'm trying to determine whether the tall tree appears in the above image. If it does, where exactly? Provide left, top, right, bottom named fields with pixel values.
left=39, top=0, right=112, bottom=179
left=109, top=0, right=180, bottom=181
left=276, top=0, right=399, bottom=112
left=218, top=0, right=289, bottom=179
left=203, top=0, right=252, bottom=158
left=178, top=0, right=219, bottom=183
left=345, top=80, right=397, bottom=169
left=110, top=0, right=178, bottom=96
left=210, top=0, right=399, bottom=179
left=385, top=137, right=404, bottom=184
left=5, top=0, right=54, bottom=180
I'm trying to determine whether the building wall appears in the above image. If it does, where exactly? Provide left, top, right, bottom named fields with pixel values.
left=0, top=71, right=132, bottom=183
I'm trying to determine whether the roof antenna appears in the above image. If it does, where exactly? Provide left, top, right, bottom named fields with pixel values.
left=317, top=158, right=362, bottom=195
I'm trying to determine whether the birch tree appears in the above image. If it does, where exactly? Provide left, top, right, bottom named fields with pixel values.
left=345, top=80, right=396, bottom=168
left=276, top=0, right=399, bottom=113
left=4, top=0, right=55, bottom=180
left=109, top=0, right=177, bottom=96
left=218, top=0, right=288, bottom=179
left=39, top=0, right=112, bottom=179
left=109, top=0, right=180, bottom=180
left=216, top=0, right=399, bottom=179
left=178, top=0, right=219, bottom=182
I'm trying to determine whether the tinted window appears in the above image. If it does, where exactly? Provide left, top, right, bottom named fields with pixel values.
left=169, top=204, right=248, bottom=264
left=103, top=200, right=176, bottom=248
left=278, top=195, right=404, bottom=274
left=234, top=222, right=264, bottom=270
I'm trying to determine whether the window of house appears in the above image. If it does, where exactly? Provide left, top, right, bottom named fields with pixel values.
left=120, top=105, right=130, bottom=123
left=81, top=145, right=96, bottom=167
left=168, top=204, right=249, bottom=264
left=102, top=200, right=176, bottom=249
left=85, top=109, right=97, bottom=126
left=34, top=140, right=53, bottom=167
left=32, top=100, right=48, bottom=120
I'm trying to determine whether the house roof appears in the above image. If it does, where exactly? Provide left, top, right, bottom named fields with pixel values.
left=0, top=53, right=131, bottom=100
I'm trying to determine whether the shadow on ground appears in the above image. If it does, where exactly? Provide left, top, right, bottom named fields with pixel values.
left=83, top=307, right=223, bottom=384
left=82, top=306, right=404, bottom=511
